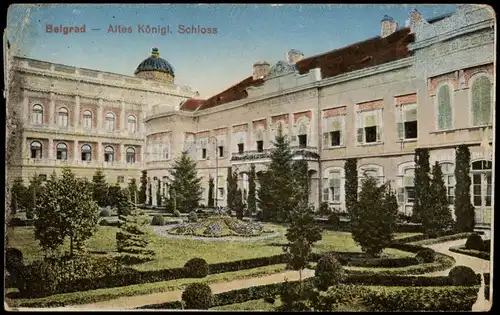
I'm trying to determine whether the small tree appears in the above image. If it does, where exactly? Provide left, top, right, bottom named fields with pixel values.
left=26, top=173, right=44, bottom=220
left=10, top=177, right=28, bottom=215
left=454, top=145, right=475, bottom=232
left=344, top=159, right=358, bottom=215
left=413, top=148, right=431, bottom=223
left=247, top=164, right=257, bottom=214
left=127, top=178, right=139, bottom=203
left=422, top=162, right=454, bottom=236
left=116, top=194, right=155, bottom=264
left=92, top=169, right=109, bottom=207
left=350, top=176, right=398, bottom=257
left=235, top=189, right=245, bottom=220
left=284, top=200, right=322, bottom=284
left=293, top=159, right=310, bottom=204
left=226, top=167, right=238, bottom=213
left=117, top=188, right=135, bottom=218
left=156, top=179, right=162, bottom=207
left=170, top=151, right=203, bottom=213
left=34, top=168, right=100, bottom=256
left=139, top=170, right=147, bottom=204
left=207, top=175, right=214, bottom=208
left=107, top=182, right=122, bottom=208
left=147, top=181, right=152, bottom=206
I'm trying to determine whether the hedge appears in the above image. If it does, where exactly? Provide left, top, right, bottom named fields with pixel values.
left=408, top=232, right=479, bottom=246
left=449, top=246, right=490, bottom=260
left=484, top=273, right=490, bottom=301
left=8, top=218, right=34, bottom=227
left=344, top=273, right=480, bottom=287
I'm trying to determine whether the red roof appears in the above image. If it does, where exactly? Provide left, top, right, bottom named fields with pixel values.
left=180, top=98, right=205, bottom=111
left=181, top=27, right=414, bottom=112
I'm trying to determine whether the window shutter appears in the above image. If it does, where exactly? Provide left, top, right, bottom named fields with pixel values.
left=404, top=176, right=415, bottom=186
left=333, top=178, right=341, bottom=187
left=323, top=133, right=329, bottom=146
left=438, top=85, right=451, bottom=129
left=357, top=128, right=363, bottom=143
left=397, top=188, right=405, bottom=204
left=340, top=117, right=345, bottom=146
left=376, top=109, right=382, bottom=141
left=397, top=122, right=404, bottom=140
left=405, top=108, right=418, bottom=122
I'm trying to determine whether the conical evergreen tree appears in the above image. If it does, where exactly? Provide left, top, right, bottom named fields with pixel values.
left=344, top=158, right=358, bottom=215
left=139, top=170, right=147, bottom=204
left=92, top=169, right=109, bottom=207
left=454, top=145, right=475, bottom=232
left=247, top=164, right=257, bottom=214
left=235, top=188, right=245, bottom=220
left=207, top=175, right=215, bottom=208
left=413, top=148, right=431, bottom=223
left=170, top=151, right=203, bottom=213
left=292, top=159, right=310, bottom=205
left=257, top=125, right=296, bottom=222
left=422, top=162, right=454, bottom=236
left=117, top=189, right=135, bottom=219
left=227, top=167, right=238, bottom=213
left=116, top=191, right=155, bottom=264
left=128, top=178, right=139, bottom=203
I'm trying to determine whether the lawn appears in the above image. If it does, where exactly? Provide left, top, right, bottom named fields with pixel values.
left=7, top=226, right=418, bottom=271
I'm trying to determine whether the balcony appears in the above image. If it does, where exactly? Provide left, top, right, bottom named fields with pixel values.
left=230, top=146, right=319, bottom=162
left=23, top=124, right=144, bottom=141
left=22, top=158, right=142, bottom=169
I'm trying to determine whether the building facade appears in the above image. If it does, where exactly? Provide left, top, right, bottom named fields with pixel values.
left=7, top=5, right=494, bottom=227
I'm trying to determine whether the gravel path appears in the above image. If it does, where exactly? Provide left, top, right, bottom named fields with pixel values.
left=152, top=225, right=281, bottom=242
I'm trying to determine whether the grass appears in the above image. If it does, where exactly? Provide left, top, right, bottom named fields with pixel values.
left=6, top=264, right=289, bottom=308
left=7, top=226, right=416, bottom=271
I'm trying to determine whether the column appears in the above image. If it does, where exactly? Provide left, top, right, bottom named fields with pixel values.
left=97, top=141, right=103, bottom=162
left=48, top=138, right=54, bottom=160
left=74, top=140, right=79, bottom=162
left=120, top=101, right=126, bottom=133
left=146, top=179, right=150, bottom=204
left=21, top=136, right=27, bottom=160
left=120, top=143, right=126, bottom=163
left=97, top=99, right=103, bottom=131
left=49, top=93, right=56, bottom=126
left=74, top=96, right=80, bottom=129
left=152, top=180, right=157, bottom=207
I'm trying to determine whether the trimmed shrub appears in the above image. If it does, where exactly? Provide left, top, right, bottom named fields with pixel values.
left=465, top=233, right=484, bottom=251
left=315, top=253, right=345, bottom=291
left=188, top=211, right=198, bottom=222
left=173, top=210, right=181, bottom=217
left=317, top=202, right=331, bottom=216
left=100, top=209, right=111, bottom=217
left=98, top=219, right=120, bottom=227
left=181, top=283, right=212, bottom=310
left=448, top=265, right=479, bottom=286
left=6, top=248, right=25, bottom=288
left=151, top=215, right=165, bottom=226
left=415, top=248, right=436, bottom=263
left=483, top=239, right=491, bottom=250
left=449, top=246, right=490, bottom=260
left=345, top=274, right=453, bottom=286
left=184, top=258, right=209, bottom=278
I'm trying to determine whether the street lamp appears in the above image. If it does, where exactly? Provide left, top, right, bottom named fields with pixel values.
left=208, top=136, right=219, bottom=209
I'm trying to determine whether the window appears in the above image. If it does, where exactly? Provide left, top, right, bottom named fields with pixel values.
left=105, top=112, right=115, bottom=132
left=163, top=145, right=169, bottom=160
left=218, top=146, right=224, bottom=157
left=83, top=110, right=92, bottom=129
left=56, top=143, right=68, bottom=160
left=128, top=115, right=137, bottom=133
left=202, top=148, right=207, bottom=159
left=323, top=115, right=344, bottom=147
left=322, top=171, right=341, bottom=203
left=437, top=84, right=452, bottom=130
left=256, top=141, right=264, bottom=152
left=357, top=110, right=382, bottom=144
left=117, top=176, right=124, bottom=183
left=472, top=160, right=492, bottom=170
left=218, top=188, right=224, bottom=198
left=32, top=104, right=43, bottom=125
left=471, top=76, right=492, bottom=126
left=126, top=147, right=136, bottom=163
left=440, top=163, right=455, bottom=204
left=397, top=168, right=415, bottom=204
left=298, top=135, right=307, bottom=148
left=396, top=104, right=418, bottom=140
left=58, top=107, right=69, bottom=127
left=330, top=131, right=340, bottom=146
left=471, top=160, right=492, bottom=210
left=81, top=144, right=92, bottom=161
left=104, top=146, right=114, bottom=162
left=238, top=143, right=244, bottom=154
left=30, top=141, right=42, bottom=159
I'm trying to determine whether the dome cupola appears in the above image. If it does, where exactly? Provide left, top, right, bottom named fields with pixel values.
left=134, top=48, right=175, bottom=84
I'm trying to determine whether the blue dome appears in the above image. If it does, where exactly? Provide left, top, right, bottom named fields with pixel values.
left=135, top=48, right=175, bottom=76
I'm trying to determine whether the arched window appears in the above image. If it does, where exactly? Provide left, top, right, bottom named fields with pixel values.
left=440, top=162, right=455, bottom=204
left=400, top=168, right=415, bottom=204
left=437, top=84, right=452, bottom=130
left=104, top=146, right=114, bottom=162
left=471, top=76, right=492, bottom=126
left=128, top=115, right=137, bottom=133
left=126, top=147, right=136, bottom=163
left=30, top=141, right=42, bottom=159
left=32, top=104, right=43, bottom=125
left=322, top=168, right=342, bottom=204
left=58, top=107, right=69, bottom=127
left=56, top=142, right=68, bottom=160
left=105, top=112, right=115, bottom=132
left=81, top=144, right=92, bottom=161
left=83, top=110, right=92, bottom=129
left=471, top=160, right=492, bottom=224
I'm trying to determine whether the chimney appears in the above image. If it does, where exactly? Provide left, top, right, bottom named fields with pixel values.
left=409, top=9, right=422, bottom=25
left=381, top=15, right=398, bottom=38
left=286, top=49, right=304, bottom=65
left=252, top=61, right=270, bottom=80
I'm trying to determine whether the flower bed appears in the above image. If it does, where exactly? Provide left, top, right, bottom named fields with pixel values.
left=168, top=216, right=268, bottom=238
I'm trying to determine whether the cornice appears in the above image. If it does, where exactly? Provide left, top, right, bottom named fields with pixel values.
left=22, top=126, right=144, bottom=142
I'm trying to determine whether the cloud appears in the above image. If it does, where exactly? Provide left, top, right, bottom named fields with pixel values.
left=72, top=9, right=81, bottom=15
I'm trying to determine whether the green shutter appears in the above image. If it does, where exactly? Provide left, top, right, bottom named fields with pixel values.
left=397, top=122, right=404, bottom=139
left=472, top=76, right=492, bottom=126
left=357, top=128, right=363, bottom=143
left=438, top=85, right=451, bottom=130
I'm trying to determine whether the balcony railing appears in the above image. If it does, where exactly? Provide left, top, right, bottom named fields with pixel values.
left=230, top=146, right=319, bottom=161
left=23, top=124, right=144, bottom=140
left=22, top=158, right=142, bottom=169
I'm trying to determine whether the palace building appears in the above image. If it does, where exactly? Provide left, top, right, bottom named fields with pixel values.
left=7, top=5, right=494, bottom=228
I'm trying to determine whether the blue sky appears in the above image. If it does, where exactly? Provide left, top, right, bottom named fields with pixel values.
left=7, top=4, right=457, bottom=98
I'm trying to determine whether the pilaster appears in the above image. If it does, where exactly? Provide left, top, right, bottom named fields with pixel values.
left=74, top=96, right=80, bottom=128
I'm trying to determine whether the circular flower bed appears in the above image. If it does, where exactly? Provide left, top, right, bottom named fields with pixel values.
left=168, top=215, right=270, bottom=238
